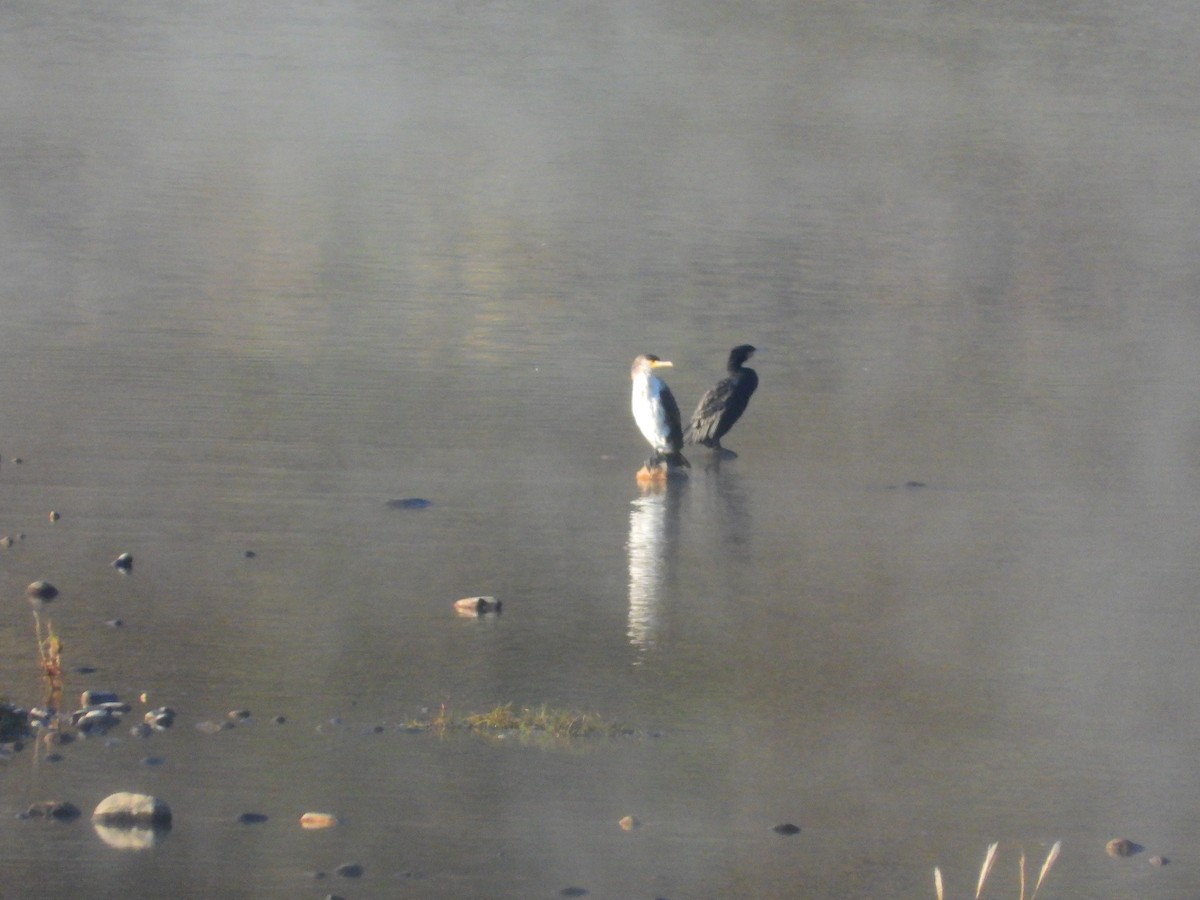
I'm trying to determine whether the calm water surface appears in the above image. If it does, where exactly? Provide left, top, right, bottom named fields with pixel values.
left=4, top=2, right=1200, bottom=897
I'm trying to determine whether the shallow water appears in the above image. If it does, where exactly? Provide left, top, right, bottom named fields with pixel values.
left=4, top=1, right=1200, bottom=897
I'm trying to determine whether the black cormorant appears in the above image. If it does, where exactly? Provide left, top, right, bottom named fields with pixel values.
left=684, top=344, right=758, bottom=455
left=630, top=354, right=689, bottom=469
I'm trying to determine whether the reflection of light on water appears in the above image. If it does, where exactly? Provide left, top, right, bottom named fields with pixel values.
left=627, top=492, right=667, bottom=657
left=93, top=823, right=170, bottom=850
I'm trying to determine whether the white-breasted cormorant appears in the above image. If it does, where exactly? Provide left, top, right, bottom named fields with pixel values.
left=630, top=354, right=689, bottom=469
left=684, top=344, right=758, bottom=454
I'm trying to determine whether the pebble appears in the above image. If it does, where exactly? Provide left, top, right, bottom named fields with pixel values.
left=112, top=553, right=133, bottom=572
left=140, top=756, right=166, bottom=767
left=237, top=812, right=269, bottom=824
left=0, top=536, right=13, bottom=548
left=454, top=595, right=502, bottom=616
left=1149, top=855, right=1168, bottom=866
left=300, top=812, right=339, bottom=830
left=227, top=709, right=252, bottom=721
left=92, top=792, right=172, bottom=827
left=773, top=823, right=801, bottom=835
left=1106, top=837, right=1136, bottom=857
left=48, top=511, right=60, bottom=521
left=26, top=581, right=59, bottom=601
left=244, top=550, right=256, bottom=558
left=560, top=888, right=589, bottom=898
left=334, top=863, right=363, bottom=878
left=105, top=618, right=124, bottom=628
left=619, top=815, right=641, bottom=831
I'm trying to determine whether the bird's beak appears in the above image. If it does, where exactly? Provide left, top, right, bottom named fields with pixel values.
left=650, top=360, right=673, bottom=369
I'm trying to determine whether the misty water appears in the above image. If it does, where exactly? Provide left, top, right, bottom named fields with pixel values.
left=4, top=2, right=1200, bottom=897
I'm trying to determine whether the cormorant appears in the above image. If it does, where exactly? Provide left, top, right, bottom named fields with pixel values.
left=684, top=344, right=758, bottom=455
left=630, top=354, right=689, bottom=469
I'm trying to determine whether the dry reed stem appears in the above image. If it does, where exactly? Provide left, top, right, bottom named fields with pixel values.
left=976, top=842, right=998, bottom=898
left=1031, top=841, right=1060, bottom=900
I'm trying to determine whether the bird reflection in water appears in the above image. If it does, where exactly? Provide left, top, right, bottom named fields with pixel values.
left=626, top=482, right=683, bottom=659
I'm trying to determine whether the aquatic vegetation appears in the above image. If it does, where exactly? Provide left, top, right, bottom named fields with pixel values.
left=403, top=703, right=620, bottom=741
left=934, top=841, right=1060, bottom=900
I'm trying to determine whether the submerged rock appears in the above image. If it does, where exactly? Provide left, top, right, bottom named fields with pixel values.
left=334, top=862, right=363, bottom=878
left=21, top=801, right=81, bottom=821
left=772, top=823, right=801, bottom=835
left=618, top=815, right=641, bottom=831
left=112, top=553, right=133, bottom=572
left=92, top=792, right=172, bottom=827
left=386, top=497, right=431, bottom=509
left=237, top=812, right=269, bottom=824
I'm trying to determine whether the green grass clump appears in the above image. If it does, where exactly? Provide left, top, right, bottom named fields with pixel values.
left=466, top=703, right=615, bottom=738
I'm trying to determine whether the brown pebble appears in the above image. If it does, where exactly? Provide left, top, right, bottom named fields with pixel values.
left=1106, top=837, right=1135, bottom=857
left=0, top=536, right=12, bottom=548
left=1149, top=855, right=1168, bottom=866
left=618, top=815, right=640, bottom=831
left=48, top=511, right=60, bottom=521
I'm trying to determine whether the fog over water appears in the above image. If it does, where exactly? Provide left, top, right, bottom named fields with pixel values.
left=3, top=2, right=1200, bottom=897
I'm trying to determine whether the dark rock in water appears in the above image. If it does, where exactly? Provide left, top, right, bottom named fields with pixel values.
left=145, top=707, right=176, bottom=730
left=104, top=618, right=124, bottom=628
left=92, top=792, right=172, bottom=827
left=560, top=888, right=589, bottom=898
left=48, top=511, right=60, bottom=521
left=74, top=709, right=122, bottom=735
left=21, top=801, right=81, bottom=821
left=237, top=812, right=269, bottom=824
left=244, top=549, right=256, bottom=558
left=334, top=862, right=364, bottom=878
left=140, top=756, right=166, bottom=767
left=227, top=709, right=252, bottom=721
left=0, top=536, right=13, bottom=548
left=112, top=553, right=133, bottom=571
left=272, top=715, right=287, bottom=725
left=386, top=497, right=432, bottom=509
left=73, top=665, right=98, bottom=675
left=130, top=723, right=154, bottom=738
left=80, top=690, right=119, bottom=707
left=773, top=823, right=801, bottom=835
left=1149, top=855, right=1168, bottom=866
left=26, top=581, right=58, bottom=601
